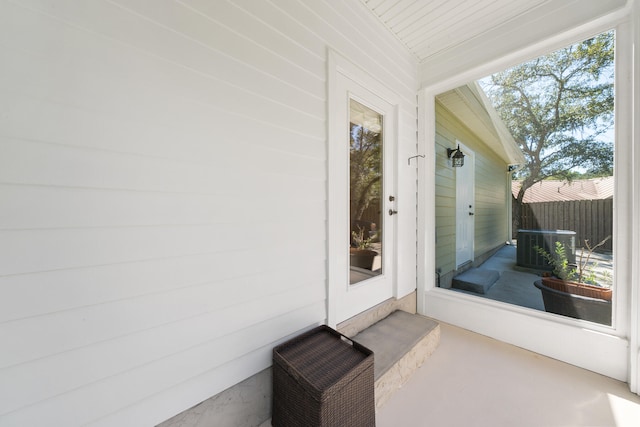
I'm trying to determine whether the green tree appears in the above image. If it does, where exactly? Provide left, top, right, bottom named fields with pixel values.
left=482, top=31, right=614, bottom=228
left=350, top=123, right=381, bottom=222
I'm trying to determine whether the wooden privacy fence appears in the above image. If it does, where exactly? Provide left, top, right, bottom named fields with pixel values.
left=519, top=199, right=613, bottom=252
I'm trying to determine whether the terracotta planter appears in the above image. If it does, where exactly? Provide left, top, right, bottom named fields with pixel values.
left=541, top=277, right=612, bottom=301
left=350, top=248, right=378, bottom=270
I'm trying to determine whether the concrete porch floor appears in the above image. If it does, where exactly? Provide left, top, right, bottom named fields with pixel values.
left=377, top=322, right=640, bottom=427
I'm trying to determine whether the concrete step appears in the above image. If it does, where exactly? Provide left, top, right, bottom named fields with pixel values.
left=351, top=310, right=440, bottom=408
left=259, top=310, right=439, bottom=426
left=452, top=267, right=500, bottom=294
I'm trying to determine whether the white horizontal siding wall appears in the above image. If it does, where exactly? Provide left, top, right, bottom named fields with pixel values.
left=0, top=0, right=418, bottom=426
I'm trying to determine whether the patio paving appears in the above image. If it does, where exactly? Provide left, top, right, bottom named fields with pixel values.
left=450, top=242, right=614, bottom=312
left=451, top=244, right=545, bottom=311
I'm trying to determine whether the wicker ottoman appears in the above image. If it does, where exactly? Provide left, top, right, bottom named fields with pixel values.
left=272, top=325, right=375, bottom=427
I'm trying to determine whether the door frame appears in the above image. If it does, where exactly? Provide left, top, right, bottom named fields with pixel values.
left=327, top=49, right=399, bottom=326
left=417, top=19, right=633, bottom=383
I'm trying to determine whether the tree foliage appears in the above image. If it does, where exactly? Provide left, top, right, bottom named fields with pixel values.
left=482, top=31, right=615, bottom=205
left=350, top=123, right=381, bottom=221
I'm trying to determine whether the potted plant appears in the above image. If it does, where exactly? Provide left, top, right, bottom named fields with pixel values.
left=533, top=236, right=612, bottom=324
left=350, top=225, right=378, bottom=270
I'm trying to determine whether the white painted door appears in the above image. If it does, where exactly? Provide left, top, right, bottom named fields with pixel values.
left=329, top=56, right=398, bottom=324
left=455, top=143, right=474, bottom=268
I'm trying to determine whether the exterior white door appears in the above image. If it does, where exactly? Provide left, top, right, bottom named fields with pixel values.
left=455, top=142, right=474, bottom=268
left=328, top=55, right=398, bottom=324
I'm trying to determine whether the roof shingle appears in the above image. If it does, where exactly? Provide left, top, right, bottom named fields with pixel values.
left=512, top=177, right=614, bottom=203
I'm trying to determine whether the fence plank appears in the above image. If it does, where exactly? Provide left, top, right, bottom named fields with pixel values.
left=518, top=199, right=613, bottom=251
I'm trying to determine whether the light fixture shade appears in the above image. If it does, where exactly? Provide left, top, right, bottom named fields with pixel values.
left=447, top=145, right=465, bottom=167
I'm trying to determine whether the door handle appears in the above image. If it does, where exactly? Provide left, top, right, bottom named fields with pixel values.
left=389, top=209, right=398, bottom=216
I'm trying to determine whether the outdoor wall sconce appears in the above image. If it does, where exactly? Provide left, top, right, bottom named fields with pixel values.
left=447, top=145, right=465, bottom=167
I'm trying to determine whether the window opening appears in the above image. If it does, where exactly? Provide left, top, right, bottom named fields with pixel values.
left=434, top=30, right=615, bottom=326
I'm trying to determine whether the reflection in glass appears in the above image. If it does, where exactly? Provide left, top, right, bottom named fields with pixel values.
left=349, top=99, right=383, bottom=285
left=433, top=30, right=615, bottom=325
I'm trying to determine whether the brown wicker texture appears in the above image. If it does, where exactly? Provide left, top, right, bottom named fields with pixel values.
left=272, top=325, right=375, bottom=427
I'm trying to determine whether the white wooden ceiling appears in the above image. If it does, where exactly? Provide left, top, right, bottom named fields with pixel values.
left=360, top=0, right=557, bottom=62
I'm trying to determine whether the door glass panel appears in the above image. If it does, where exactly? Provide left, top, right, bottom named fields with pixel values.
left=349, top=99, right=383, bottom=285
